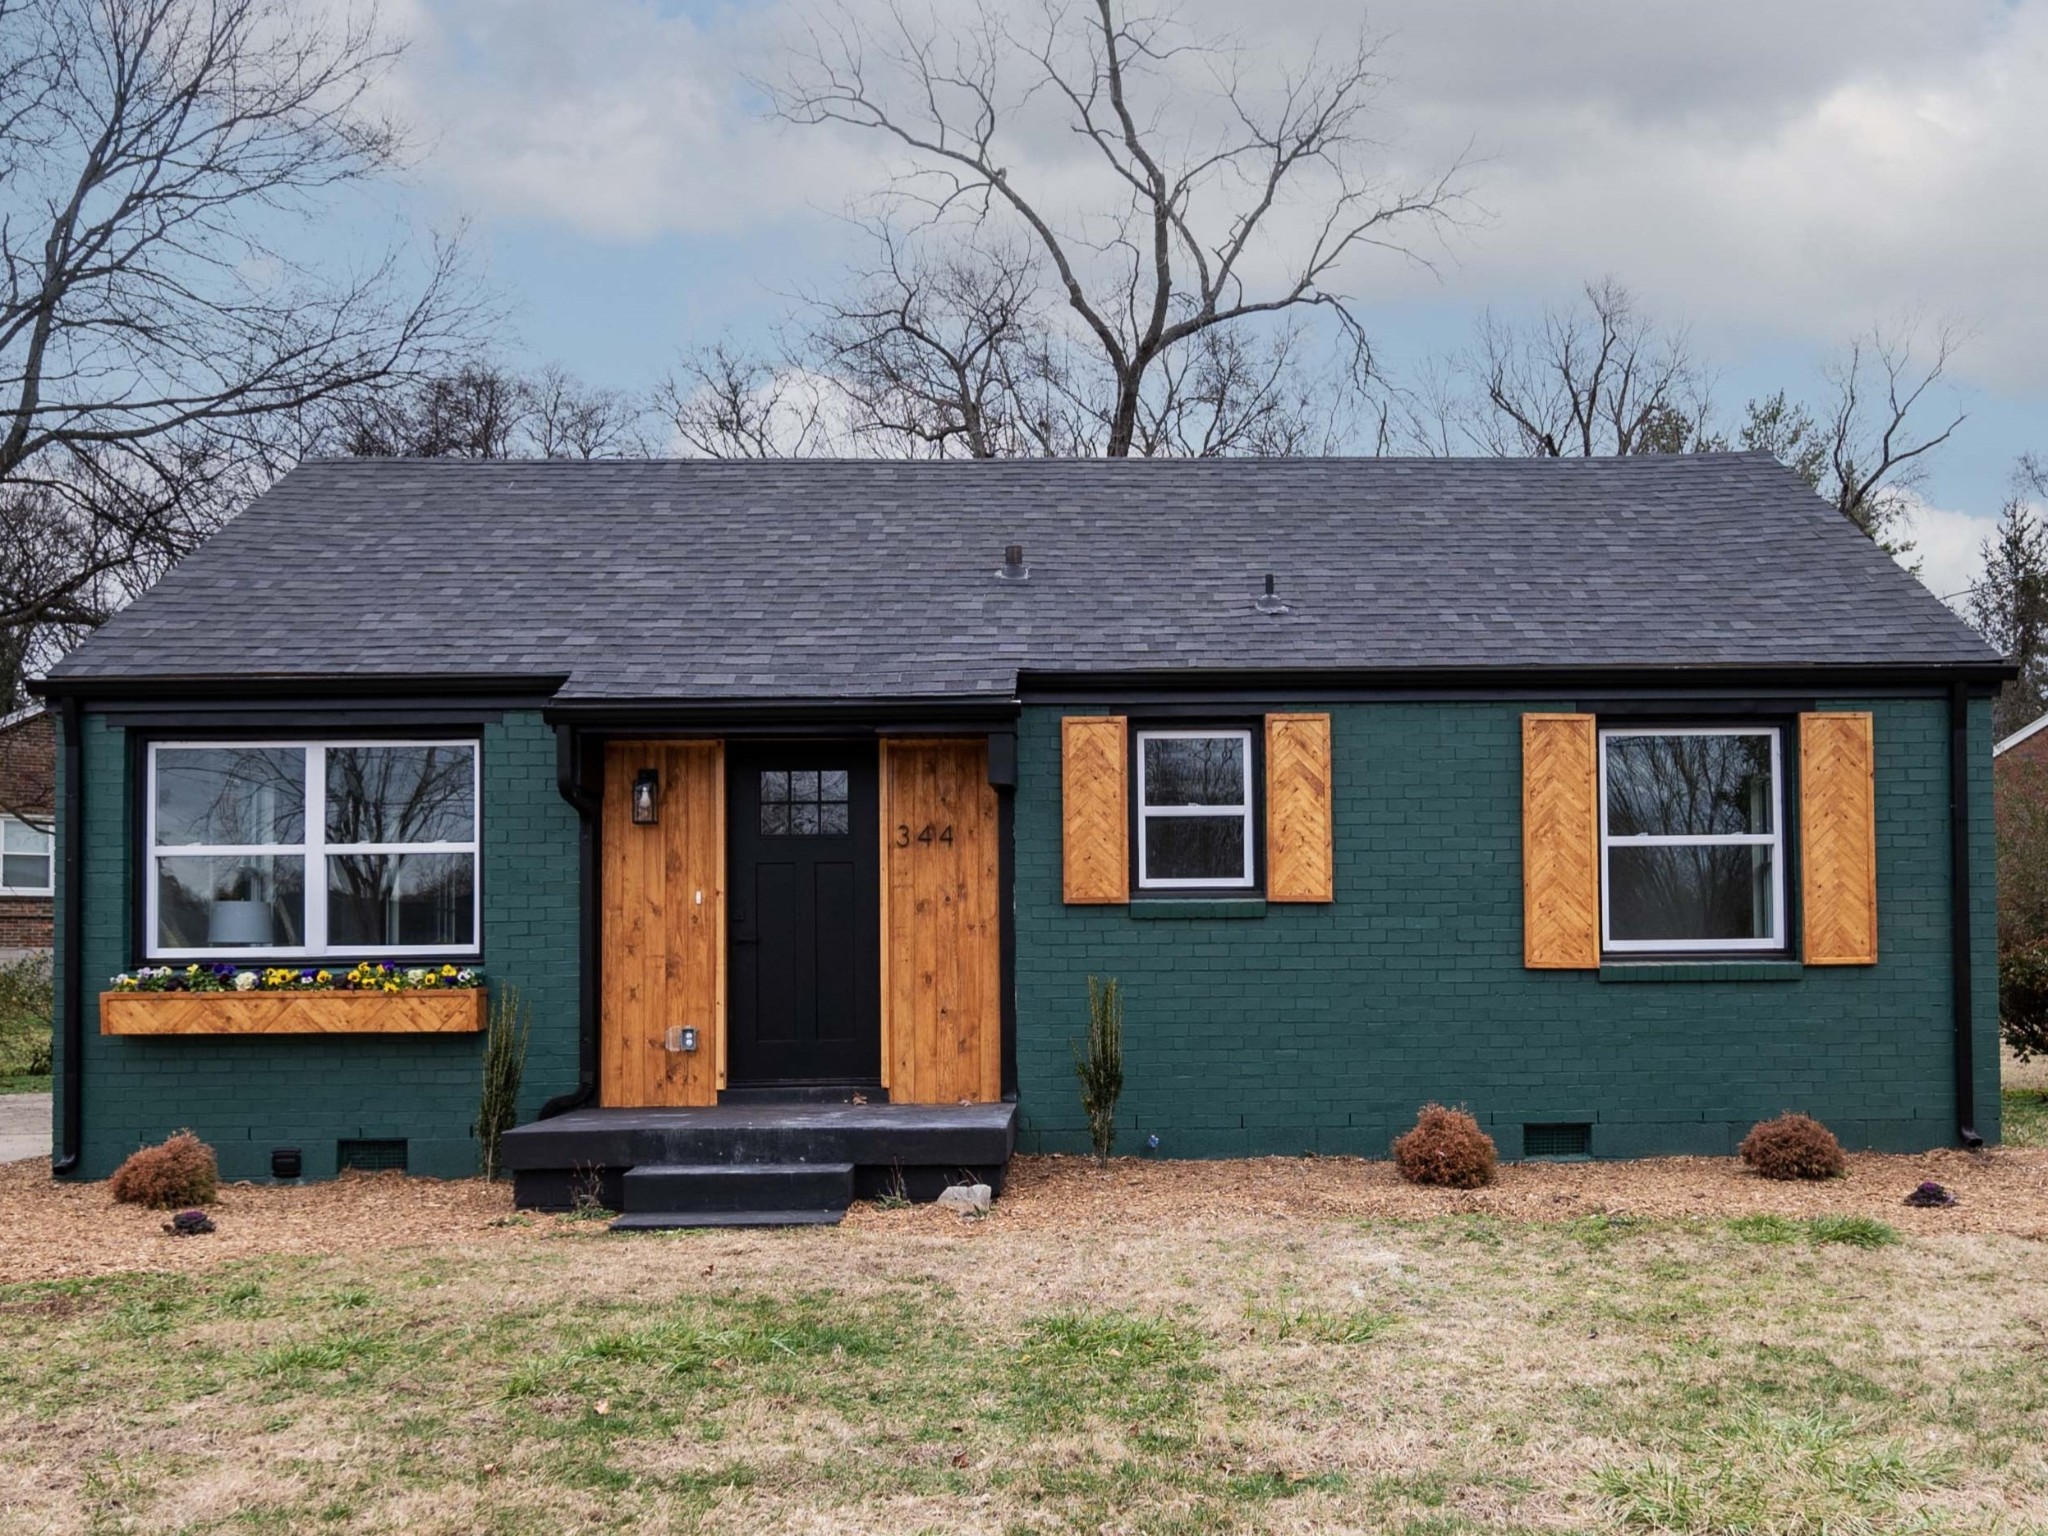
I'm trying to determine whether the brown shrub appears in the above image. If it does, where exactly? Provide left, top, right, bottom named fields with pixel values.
left=1739, top=1113, right=1847, bottom=1181
left=1392, top=1103, right=1497, bottom=1189
left=109, top=1130, right=218, bottom=1208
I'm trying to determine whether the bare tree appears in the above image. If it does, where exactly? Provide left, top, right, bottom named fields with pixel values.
left=651, top=343, right=838, bottom=458
left=1971, top=456, right=2048, bottom=739
left=1432, top=278, right=1718, bottom=458
left=1812, top=324, right=1966, bottom=551
left=529, top=365, right=648, bottom=460
left=768, top=0, right=1466, bottom=458
left=0, top=0, right=479, bottom=702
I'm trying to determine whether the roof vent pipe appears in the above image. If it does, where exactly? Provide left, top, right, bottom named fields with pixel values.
left=1254, top=572, right=1289, bottom=615
left=996, top=543, right=1030, bottom=582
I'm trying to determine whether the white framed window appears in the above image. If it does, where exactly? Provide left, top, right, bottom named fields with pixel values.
left=145, top=740, right=480, bottom=960
left=0, top=816, right=53, bottom=895
left=1599, top=726, right=1785, bottom=953
left=1135, top=729, right=1256, bottom=890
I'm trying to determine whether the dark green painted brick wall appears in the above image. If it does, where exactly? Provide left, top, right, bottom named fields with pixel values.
left=57, top=710, right=581, bottom=1180
left=1012, top=696, right=2000, bottom=1158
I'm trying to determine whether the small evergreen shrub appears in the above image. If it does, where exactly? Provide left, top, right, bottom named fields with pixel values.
left=1392, top=1104, right=1497, bottom=1189
left=477, top=983, right=531, bottom=1181
left=1074, top=976, right=1123, bottom=1168
left=109, top=1130, right=219, bottom=1208
left=1739, top=1113, right=1846, bottom=1181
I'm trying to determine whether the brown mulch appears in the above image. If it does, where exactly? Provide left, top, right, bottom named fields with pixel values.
left=1, top=1145, right=2042, bottom=1287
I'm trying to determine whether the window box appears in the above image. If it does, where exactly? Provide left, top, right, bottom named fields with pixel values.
left=100, top=986, right=484, bottom=1036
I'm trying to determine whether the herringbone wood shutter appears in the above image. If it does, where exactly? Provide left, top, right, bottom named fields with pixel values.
left=1800, top=712, right=1878, bottom=965
left=1523, top=713, right=1600, bottom=969
left=1062, top=716, right=1129, bottom=904
left=1266, top=713, right=1334, bottom=902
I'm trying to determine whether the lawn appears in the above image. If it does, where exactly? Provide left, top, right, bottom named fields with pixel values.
left=0, top=1162, right=2044, bottom=1534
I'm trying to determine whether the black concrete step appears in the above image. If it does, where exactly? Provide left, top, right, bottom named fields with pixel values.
left=611, top=1207, right=846, bottom=1231
left=619, top=1161, right=855, bottom=1220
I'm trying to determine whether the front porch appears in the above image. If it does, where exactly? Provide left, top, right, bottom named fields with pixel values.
left=500, top=1101, right=1019, bottom=1227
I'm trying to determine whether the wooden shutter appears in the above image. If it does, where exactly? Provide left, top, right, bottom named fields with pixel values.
left=1800, top=712, right=1878, bottom=965
left=1522, top=713, right=1600, bottom=969
left=1266, top=713, right=1334, bottom=902
left=1062, top=716, right=1129, bottom=904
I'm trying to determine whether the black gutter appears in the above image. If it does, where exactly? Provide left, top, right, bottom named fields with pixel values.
left=540, top=723, right=603, bottom=1120
left=1950, top=683, right=1985, bottom=1149
left=1019, top=661, right=2016, bottom=699
left=52, top=696, right=83, bottom=1175
left=28, top=671, right=569, bottom=702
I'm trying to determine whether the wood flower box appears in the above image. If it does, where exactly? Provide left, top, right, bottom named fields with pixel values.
left=101, top=988, right=486, bottom=1037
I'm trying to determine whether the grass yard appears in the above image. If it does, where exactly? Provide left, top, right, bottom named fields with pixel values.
left=1, top=1154, right=2045, bottom=1534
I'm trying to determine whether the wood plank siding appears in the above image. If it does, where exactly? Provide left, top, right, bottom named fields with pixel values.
left=600, top=741, right=726, bottom=1107
left=101, top=989, right=484, bottom=1035
left=1799, top=711, right=1879, bottom=965
left=880, top=740, right=1003, bottom=1104
left=1522, top=713, right=1601, bottom=969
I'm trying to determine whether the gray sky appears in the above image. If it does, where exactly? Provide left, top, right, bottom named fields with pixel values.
left=356, top=0, right=2045, bottom=603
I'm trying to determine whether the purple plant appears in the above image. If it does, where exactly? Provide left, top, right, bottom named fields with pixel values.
left=1903, top=1180, right=1957, bottom=1208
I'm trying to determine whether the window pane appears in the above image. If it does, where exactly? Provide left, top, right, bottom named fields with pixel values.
left=1143, top=736, right=1247, bottom=807
left=1144, top=814, right=1247, bottom=882
left=2, top=854, right=50, bottom=889
left=790, top=770, right=819, bottom=800
left=155, top=748, right=305, bottom=846
left=326, top=746, right=475, bottom=844
left=2, top=819, right=48, bottom=853
left=156, top=855, right=305, bottom=948
left=820, top=770, right=848, bottom=803
left=760, top=801, right=790, bottom=836
left=820, top=801, right=849, bottom=835
left=1608, top=845, right=1775, bottom=943
left=791, top=801, right=820, bottom=835
left=1606, top=733, right=1774, bottom=837
left=327, top=853, right=475, bottom=948
left=760, top=771, right=789, bottom=804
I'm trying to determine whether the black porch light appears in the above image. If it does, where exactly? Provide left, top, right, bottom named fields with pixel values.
left=631, top=767, right=660, bottom=825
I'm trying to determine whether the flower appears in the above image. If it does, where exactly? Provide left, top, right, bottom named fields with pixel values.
left=440, top=964, right=457, bottom=978
left=233, top=971, right=257, bottom=992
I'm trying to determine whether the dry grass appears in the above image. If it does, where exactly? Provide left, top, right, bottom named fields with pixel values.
left=0, top=1149, right=2044, bottom=1533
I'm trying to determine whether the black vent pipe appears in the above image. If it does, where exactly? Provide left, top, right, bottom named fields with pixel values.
left=540, top=723, right=601, bottom=1119
left=52, top=696, right=84, bottom=1174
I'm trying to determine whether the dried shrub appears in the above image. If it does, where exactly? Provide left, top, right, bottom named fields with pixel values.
left=1392, top=1103, right=1497, bottom=1189
left=1739, top=1113, right=1846, bottom=1181
left=109, top=1130, right=218, bottom=1208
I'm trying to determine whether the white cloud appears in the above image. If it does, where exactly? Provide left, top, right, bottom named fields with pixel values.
left=1893, top=493, right=1994, bottom=615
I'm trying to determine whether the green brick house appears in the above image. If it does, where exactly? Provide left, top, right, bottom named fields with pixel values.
left=32, top=456, right=2006, bottom=1224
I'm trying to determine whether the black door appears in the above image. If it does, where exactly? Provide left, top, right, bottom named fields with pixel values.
left=726, top=743, right=882, bottom=1089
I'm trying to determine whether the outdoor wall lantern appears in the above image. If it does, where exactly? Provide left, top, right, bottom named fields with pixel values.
left=631, top=767, right=660, bottom=825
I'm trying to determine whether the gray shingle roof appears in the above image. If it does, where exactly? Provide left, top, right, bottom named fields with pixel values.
left=49, top=454, right=1999, bottom=699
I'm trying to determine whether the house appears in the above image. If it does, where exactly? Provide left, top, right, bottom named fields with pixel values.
left=0, top=704, right=56, bottom=962
left=31, top=455, right=2007, bottom=1223
left=1994, top=710, right=2048, bottom=774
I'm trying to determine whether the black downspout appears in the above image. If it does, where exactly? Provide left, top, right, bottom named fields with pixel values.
left=540, top=723, right=601, bottom=1119
left=52, top=697, right=84, bottom=1174
left=1950, top=683, right=1985, bottom=1149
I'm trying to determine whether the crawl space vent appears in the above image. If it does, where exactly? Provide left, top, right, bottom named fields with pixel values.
left=337, top=1138, right=409, bottom=1173
left=1522, top=1122, right=1592, bottom=1159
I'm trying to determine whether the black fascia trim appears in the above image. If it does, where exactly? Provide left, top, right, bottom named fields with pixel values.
left=1017, top=662, right=2013, bottom=703
left=32, top=671, right=568, bottom=704
left=96, top=707, right=516, bottom=731
left=53, top=696, right=84, bottom=1175
left=541, top=724, right=603, bottom=1120
left=543, top=697, right=1021, bottom=734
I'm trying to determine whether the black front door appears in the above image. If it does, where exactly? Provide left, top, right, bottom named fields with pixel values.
left=726, top=743, right=881, bottom=1089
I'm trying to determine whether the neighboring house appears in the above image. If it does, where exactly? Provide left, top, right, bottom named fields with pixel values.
left=31, top=456, right=2008, bottom=1223
left=1994, top=711, right=2048, bottom=775
left=0, top=704, right=56, bottom=961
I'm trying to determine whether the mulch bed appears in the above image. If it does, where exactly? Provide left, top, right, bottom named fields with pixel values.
left=1, top=1145, right=2042, bottom=1286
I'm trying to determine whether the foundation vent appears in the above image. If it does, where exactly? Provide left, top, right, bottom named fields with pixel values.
left=337, top=1138, right=409, bottom=1173
left=1522, top=1122, right=1592, bottom=1159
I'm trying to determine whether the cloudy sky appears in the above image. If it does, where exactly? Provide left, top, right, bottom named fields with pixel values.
left=354, top=0, right=2044, bottom=604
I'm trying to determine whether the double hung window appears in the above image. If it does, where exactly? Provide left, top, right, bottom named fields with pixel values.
left=0, top=817, right=52, bottom=894
left=147, top=741, right=479, bottom=958
left=1599, top=727, right=1784, bottom=952
left=1134, top=730, right=1256, bottom=890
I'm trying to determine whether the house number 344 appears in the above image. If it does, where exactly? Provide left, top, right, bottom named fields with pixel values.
left=894, top=823, right=954, bottom=847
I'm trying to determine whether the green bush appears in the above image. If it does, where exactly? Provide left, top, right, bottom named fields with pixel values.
left=1073, top=976, right=1123, bottom=1168
left=1998, top=938, right=2048, bottom=1061
left=0, top=953, right=52, bottom=1082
